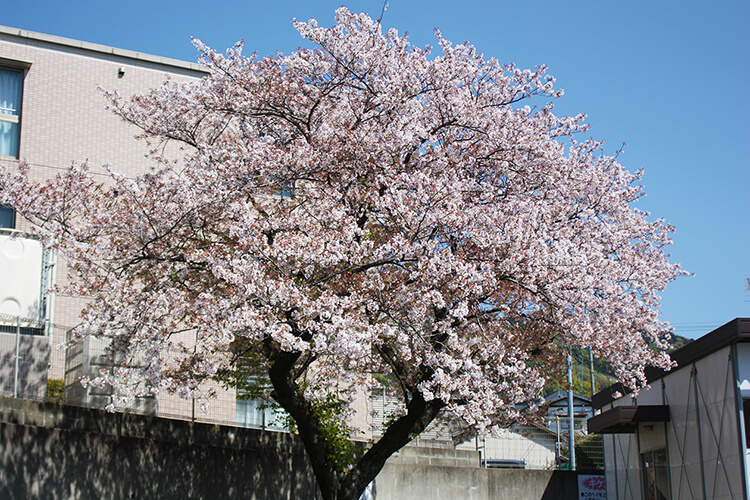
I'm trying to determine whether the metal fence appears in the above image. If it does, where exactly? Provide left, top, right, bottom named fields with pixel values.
left=0, top=312, right=50, bottom=400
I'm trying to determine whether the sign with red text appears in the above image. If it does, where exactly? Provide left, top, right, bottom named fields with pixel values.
left=579, top=475, right=607, bottom=499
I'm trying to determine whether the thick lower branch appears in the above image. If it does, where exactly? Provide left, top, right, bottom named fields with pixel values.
left=337, top=391, right=446, bottom=500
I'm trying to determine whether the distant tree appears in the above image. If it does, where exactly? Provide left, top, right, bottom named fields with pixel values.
left=0, top=9, right=683, bottom=499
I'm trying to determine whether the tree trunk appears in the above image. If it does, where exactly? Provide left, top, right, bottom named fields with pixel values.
left=336, top=392, right=446, bottom=500
left=267, top=339, right=446, bottom=500
left=267, top=349, right=340, bottom=500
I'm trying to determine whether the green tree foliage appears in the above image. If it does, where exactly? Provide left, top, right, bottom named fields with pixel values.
left=546, top=332, right=692, bottom=396
left=46, top=379, right=64, bottom=403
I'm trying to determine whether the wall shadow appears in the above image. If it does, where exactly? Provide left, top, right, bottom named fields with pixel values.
left=0, top=333, right=50, bottom=397
left=0, top=398, right=321, bottom=499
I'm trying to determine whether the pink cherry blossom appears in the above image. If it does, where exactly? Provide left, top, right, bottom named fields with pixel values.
left=0, top=8, right=683, bottom=499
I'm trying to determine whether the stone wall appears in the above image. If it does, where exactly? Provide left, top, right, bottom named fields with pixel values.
left=374, top=464, right=581, bottom=500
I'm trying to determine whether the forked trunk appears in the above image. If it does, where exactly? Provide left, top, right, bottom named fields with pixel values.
left=268, top=349, right=445, bottom=500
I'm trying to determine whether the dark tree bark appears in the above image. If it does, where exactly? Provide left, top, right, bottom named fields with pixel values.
left=267, top=340, right=446, bottom=500
left=337, top=391, right=445, bottom=500
left=267, top=348, right=339, bottom=500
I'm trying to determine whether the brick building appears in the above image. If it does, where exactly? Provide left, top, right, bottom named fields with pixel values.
left=0, top=24, right=270, bottom=426
left=0, top=25, right=383, bottom=439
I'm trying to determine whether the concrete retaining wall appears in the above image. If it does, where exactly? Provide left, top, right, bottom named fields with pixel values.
left=374, top=464, right=581, bottom=500
left=0, top=397, right=319, bottom=500
left=0, top=397, right=587, bottom=499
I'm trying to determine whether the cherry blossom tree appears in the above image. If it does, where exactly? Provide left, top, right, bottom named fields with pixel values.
left=0, top=9, right=682, bottom=499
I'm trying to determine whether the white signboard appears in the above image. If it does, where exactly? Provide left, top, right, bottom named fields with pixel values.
left=0, top=233, right=44, bottom=323
left=579, top=475, right=607, bottom=499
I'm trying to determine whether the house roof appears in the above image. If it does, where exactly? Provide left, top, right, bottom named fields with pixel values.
left=545, top=389, right=592, bottom=406
left=592, top=317, right=750, bottom=410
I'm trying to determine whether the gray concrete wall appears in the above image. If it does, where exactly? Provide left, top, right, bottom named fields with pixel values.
left=374, top=442, right=587, bottom=499
left=0, top=397, right=319, bottom=500
left=384, top=444, right=481, bottom=468
left=374, top=463, right=581, bottom=500
left=0, top=333, right=49, bottom=398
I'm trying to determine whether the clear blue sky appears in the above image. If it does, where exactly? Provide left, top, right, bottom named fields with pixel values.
left=3, top=0, right=748, bottom=339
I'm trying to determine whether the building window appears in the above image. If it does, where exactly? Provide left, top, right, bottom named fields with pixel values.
left=235, top=376, right=288, bottom=431
left=641, top=448, right=671, bottom=500
left=0, top=67, right=23, bottom=158
left=278, top=181, right=294, bottom=199
left=0, top=205, right=14, bottom=229
left=236, top=397, right=287, bottom=431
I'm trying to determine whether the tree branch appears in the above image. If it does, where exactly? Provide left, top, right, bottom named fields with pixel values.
left=338, top=390, right=445, bottom=500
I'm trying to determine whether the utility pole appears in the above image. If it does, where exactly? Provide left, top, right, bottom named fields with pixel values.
left=589, top=347, right=596, bottom=397
left=567, top=350, right=576, bottom=471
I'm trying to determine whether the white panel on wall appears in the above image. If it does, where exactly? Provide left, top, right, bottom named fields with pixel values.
left=613, top=433, right=641, bottom=500
left=663, top=365, right=693, bottom=422
left=633, top=381, right=662, bottom=406
left=0, top=232, right=44, bottom=324
left=694, top=348, right=742, bottom=499
left=603, top=434, right=618, bottom=499
left=663, top=366, right=703, bottom=499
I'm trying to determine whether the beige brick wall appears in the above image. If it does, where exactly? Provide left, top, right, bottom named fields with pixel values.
left=0, top=26, right=214, bottom=419
left=0, top=27, right=374, bottom=439
left=1, top=27, right=207, bottom=340
left=1, top=27, right=205, bottom=175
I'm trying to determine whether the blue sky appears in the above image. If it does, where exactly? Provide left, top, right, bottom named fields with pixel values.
left=3, top=0, right=748, bottom=339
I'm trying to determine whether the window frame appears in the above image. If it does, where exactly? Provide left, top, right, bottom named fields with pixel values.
left=0, top=204, right=15, bottom=229
left=0, top=60, right=29, bottom=159
left=235, top=375, right=288, bottom=431
left=0, top=59, right=30, bottom=228
left=743, top=398, right=750, bottom=449
left=640, top=448, right=671, bottom=500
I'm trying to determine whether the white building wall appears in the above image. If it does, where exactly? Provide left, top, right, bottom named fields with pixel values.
left=602, top=343, right=748, bottom=500
left=687, top=348, right=744, bottom=499
left=737, top=343, right=750, bottom=499
left=659, top=358, right=702, bottom=499
left=605, top=394, right=642, bottom=499
left=0, top=231, right=44, bottom=323
left=738, top=343, right=750, bottom=397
